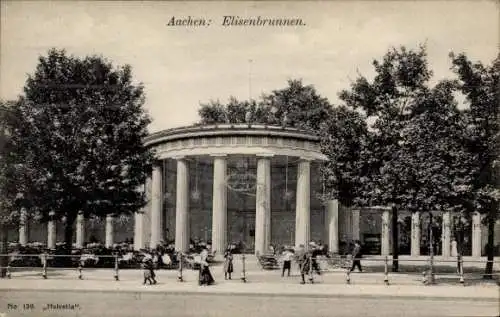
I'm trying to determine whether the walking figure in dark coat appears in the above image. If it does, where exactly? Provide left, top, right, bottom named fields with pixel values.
left=299, top=251, right=313, bottom=284
left=349, top=240, right=363, bottom=272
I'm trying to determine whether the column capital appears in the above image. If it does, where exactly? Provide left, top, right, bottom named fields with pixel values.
left=172, top=155, right=187, bottom=161
left=209, top=154, right=228, bottom=158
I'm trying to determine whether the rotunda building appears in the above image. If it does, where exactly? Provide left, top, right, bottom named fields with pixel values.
left=136, top=123, right=328, bottom=256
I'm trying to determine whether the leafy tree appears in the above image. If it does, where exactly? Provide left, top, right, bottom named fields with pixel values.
left=319, top=106, right=369, bottom=208
left=398, top=81, right=475, bottom=211
left=9, top=49, right=154, bottom=254
left=339, top=46, right=433, bottom=269
left=399, top=81, right=478, bottom=264
left=450, top=53, right=500, bottom=278
left=258, top=79, right=333, bottom=130
left=0, top=101, right=23, bottom=277
left=198, top=79, right=333, bottom=129
left=338, top=45, right=473, bottom=270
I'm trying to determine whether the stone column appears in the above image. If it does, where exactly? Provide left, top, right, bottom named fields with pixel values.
left=340, top=206, right=353, bottom=243
left=381, top=209, right=390, bottom=256
left=134, top=211, right=144, bottom=250
left=255, top=155, right=272, bottom=256
left=352, top=209, right=360, bottom=241
left=135, top=180, right=150, bottom=250
left=472, top=212, right=482, bottom=257
left=19, top=208, right=28, bottom=246
left=175, top=157, right=190, bottom=252
left=211, top=155, right=227, bottom=257
left=451, top=240, right=458, bottom=257
left=326, top=199, right=339, bottom=254
left=411, top=212, right=420, bottom=256
left=47, top=211, right=56, bottom=249
left=494, top=220, right=500, bottom=252
left=442, top=211, right=451, bottom=257
left=75, top=212, right=85, bottom=248
left=150, top=162, right=163, bottom=249
left=105, top=214, right=114, bottom=248
left=295, top=159, right=311, bottom=249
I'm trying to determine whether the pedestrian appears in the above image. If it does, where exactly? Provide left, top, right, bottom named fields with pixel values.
left=309, top=242, right=322, bottom=275
left=295, top=244, right=306, bottom=274
left=199, top=246, right=215, bottom=286
left=223, top=247, right=234, bottom=280
left=349, top=240, right=363, bottom=273
left=300, top=250, right=312, bottom=284
left=281, top=247, right=294, bottom=277
left=142, top=258, right=156, bottom=285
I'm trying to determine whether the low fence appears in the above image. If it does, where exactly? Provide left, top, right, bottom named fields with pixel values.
left=0, top=253, right=498, bottom=286
left=0, top=252, right=225, bottom=283
left=278, top=255, right=500, bottom=285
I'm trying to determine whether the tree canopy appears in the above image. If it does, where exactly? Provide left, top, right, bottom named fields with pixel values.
left=0, top=101, right=22, bottom=227
left=6, top=48, right=154, bottom=249
left=198, top=79, right=334, bottom=131
left=450, top=52, right=500, bottom=277
left=450, top=52, right=500, bottom=218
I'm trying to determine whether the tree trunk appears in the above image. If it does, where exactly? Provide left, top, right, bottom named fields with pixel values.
left=483, top=216, right=495, bottom=279
left=0, top=223, right=8, bottom=278
left=392, top=206, right=399, bottom=272
left=62, top=216, right=76, bottom=266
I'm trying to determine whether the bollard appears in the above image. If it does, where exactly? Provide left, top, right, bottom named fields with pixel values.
left=384, top=256, right=389, bottom=285
left=114, top=254, right=119, bottom=281
left=240, top=254, right=246, bottom=283
left=346, top=269, right=350, bottom=284
left=78, top=263, right=83, bottom=280
left=198, top=259, right=202, bottom=286
left=42, top=253, right=47, bottom=279
left=459, top=257, right=464, bottom=285
left=6, top=265, right=11, bottom=279
left=177, top=253, right=183, bottom=282
left=308, top=257, right=314, bottom=284
left=429, top=253, right=435, bottom=285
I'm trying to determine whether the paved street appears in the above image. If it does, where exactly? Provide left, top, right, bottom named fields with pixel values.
left=1, top=290, right=498, bottom=317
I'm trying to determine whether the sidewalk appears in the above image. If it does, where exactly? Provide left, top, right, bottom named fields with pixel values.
left=1, top=268, right=498, bottom=301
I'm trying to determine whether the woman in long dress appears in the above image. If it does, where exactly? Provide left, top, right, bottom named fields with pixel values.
left=223, top=248, right=234, bottom=280
left=199, top=247, right=215, bottom=286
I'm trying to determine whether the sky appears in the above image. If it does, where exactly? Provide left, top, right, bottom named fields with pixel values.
left=1, top=0, right=498, bottom=133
